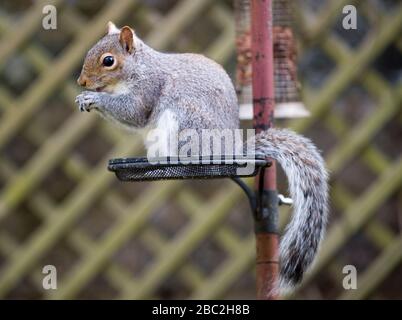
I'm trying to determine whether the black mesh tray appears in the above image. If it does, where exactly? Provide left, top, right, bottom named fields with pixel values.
left=108, top=155, right=270, bottom=182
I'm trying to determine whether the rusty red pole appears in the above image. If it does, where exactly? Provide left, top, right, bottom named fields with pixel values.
left=251, top=0, right=279, bottom=300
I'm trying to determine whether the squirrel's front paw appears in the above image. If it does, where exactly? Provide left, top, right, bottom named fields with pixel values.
left=75, top=91, right=102, bottom=112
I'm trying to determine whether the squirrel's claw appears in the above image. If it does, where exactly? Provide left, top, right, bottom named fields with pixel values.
left=75, top=91, right=99, bottom=112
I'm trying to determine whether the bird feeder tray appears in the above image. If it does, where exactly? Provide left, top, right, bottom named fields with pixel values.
left=108, top=156, right=270, bottom=182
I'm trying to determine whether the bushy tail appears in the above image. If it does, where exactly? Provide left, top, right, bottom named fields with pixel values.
left=248, top=128, right=329, bottom=294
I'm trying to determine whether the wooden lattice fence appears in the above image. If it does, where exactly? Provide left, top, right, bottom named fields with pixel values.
left=0, top=0, right=401, bottom=299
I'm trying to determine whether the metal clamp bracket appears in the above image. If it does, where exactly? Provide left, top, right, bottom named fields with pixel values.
left=230, top=166, right=292, bottom=234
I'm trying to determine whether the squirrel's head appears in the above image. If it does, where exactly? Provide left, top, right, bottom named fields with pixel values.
left=77, top=22, right=136, bottom=93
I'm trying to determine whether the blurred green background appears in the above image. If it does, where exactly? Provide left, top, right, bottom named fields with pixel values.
left=0, top=0, right=401, bottom=299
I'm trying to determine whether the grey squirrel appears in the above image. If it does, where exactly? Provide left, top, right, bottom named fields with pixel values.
left=76, top=22, right=329, bottom=294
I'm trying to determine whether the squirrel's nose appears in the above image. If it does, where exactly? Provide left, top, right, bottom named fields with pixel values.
left=77, top=74, right=88, bottom=87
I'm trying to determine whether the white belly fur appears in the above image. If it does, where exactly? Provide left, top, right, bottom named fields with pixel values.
left=144, top=109, right=178, bottom=156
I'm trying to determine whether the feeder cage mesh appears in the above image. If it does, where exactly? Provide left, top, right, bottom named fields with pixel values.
left=234, top=0, right=252, bottom=116
left=235, top=0, right=309, bottom=119
left=273, top=0, right=309, bottom=118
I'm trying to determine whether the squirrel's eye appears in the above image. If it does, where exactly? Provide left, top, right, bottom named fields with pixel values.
left=102, top=56, right=115, bottom=67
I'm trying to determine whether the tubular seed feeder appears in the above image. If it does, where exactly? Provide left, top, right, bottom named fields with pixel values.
left=108, top=0, right=287, bottom=300
left=236, top=0, right=310, bottom=120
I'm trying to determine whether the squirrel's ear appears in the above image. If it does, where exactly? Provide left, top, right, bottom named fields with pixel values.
left=119, top=26, right=135, bottom=54
left=107, top=21, right=120, bottom=35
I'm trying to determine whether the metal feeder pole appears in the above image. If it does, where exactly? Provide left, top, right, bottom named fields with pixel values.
left=251, top=0, right=279, bottom=300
